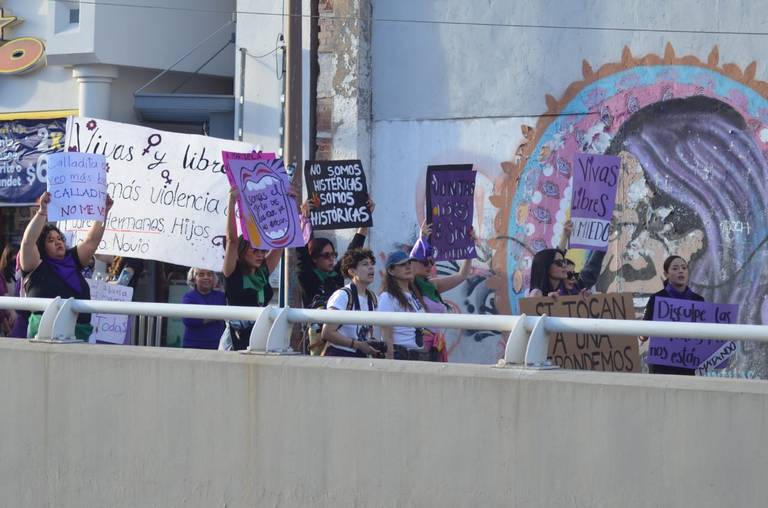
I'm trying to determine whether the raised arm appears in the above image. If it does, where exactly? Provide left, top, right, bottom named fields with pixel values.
left=433, top=258, right=472, bottom=294
left=222, top=188, right=240, bottom=277
left=19, top=192, right=49, bottom=273
left=265, top=248, right=283, bottom=274
left=354, top=196, right=375, bottom=237
left=558, top=220, right=573, bottom=251
left=77, top=195, right=113, bottom=266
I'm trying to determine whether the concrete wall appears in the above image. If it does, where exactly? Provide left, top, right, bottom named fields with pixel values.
left=363, top=0, right=768, bottom=370
left=1, top=338, right=767, bottom=507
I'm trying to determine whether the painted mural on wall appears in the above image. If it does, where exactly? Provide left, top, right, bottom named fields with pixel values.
left=490, top=45, right=768, bottom=377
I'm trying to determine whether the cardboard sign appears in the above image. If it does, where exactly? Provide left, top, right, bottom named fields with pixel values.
left=0, top=117, right=68, bottom=205
left=222, top=152, right=304, bottom=249
left=519, top=292, right=640, bottom=372
left=648, top=298, right=739, bottom=372
left=46, top=152, right=108, bottom=221
left=426, top=164, right=477, bottom=261
left=60, top=117, right=257, bottom=271
left=87, top=279, right=134, bottom=345
left=569, top=153, right=621, bottom=250
left=303, top=159, right=373, bottom=230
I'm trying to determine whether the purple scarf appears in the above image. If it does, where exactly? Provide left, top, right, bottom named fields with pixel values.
left=664, top=281, right=694, bottom=300
left=44, top=252, right=84, bottom=294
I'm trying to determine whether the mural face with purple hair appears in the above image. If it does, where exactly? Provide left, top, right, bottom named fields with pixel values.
left=494, top=47, right=768, bottom=377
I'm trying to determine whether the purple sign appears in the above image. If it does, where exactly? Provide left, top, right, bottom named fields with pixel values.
left=222, top=151, right=304, bottom=250
left=426, top=164, right=477, bottom=261
left=569, top=153, right=621, bottom=250
left=648, top=297, right=739, bottom=372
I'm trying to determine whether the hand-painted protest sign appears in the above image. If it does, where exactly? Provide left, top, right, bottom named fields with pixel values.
left=60, top=117, right=257, bottom=271
left=303, top=159, right=372, bottom=230
left=86, top=279, right=133, bottom=344
left=222, top=151, right=305, bottom=249
left=569, top=153, right=621, bottom=250
left=648, top=298, right=738, bottom=373
left=426, top=164, right=477, bottom=261
left=519, top=292, right=640, bottom=372
left=46, top=152, right=108, bottom=221
left=0, top=117, right=68, bottom=205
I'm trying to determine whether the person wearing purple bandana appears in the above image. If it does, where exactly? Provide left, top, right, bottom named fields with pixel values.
left=19, top=191, right=113, bottom=341
left=641, top=255, right=705, bottom=376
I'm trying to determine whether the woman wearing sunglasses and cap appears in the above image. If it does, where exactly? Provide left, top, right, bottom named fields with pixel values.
left=409, top=221, right=474, bottom=361
left=378, top=251, right=430, bottom=360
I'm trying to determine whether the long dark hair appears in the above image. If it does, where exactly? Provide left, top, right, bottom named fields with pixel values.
left=36, top=224, right=65, bottom=258
left=382, top=269, right=423, bottom=311
left=0, top=243, right=19, bottom=281
left=529, top=248, right=566, bottom=295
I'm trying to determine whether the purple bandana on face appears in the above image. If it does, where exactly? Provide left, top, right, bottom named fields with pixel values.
left=664, top=281, right=694, bottom=300
left=44, top=252, right=84, bottom=294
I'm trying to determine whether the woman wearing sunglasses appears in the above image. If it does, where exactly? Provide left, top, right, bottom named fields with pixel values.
left=409, top=221, right=473, bottom=361
left=297, top=197, right=375, bottom=354
left=221, top=188, right=284, bottom=351
left=527, top=248, right=571, bottom=298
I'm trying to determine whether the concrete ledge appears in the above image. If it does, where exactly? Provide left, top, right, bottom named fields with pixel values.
left=0, top=338, right=766, bottom=507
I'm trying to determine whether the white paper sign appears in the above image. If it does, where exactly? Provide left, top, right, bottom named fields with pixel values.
left=87, top=279, right=134, bottom=344
left=46, top=152, right=108, bottom=221
left=60, top=117, right=258, bottom=271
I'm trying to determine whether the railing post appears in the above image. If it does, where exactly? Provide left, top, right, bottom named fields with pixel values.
left=265, top=307, right=292, bottom=353
left=30, top=297, right=81, bottom=343
left=503, top=314, right=529, bottom=365
left=524, top=315, right=554, bottom=368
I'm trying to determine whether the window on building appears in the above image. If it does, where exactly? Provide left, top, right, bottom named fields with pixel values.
left=69, top=8, right=80, bottom=24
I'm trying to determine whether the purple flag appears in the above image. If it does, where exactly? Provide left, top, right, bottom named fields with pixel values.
left=648, top=297, right=739, bottom=372
left=426, top=165, right=477, bottom=261
left=569, top=153, right=620, bottom=250
left=222, top=151, right=304, bottom=249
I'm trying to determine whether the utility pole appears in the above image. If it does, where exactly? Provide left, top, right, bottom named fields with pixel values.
left=282, top=0, right=303, bottom=312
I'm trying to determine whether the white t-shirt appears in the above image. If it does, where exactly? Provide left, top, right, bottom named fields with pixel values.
left=377, top=291, right=423, bottom=349
left=326, top=285, right=376, bottom=352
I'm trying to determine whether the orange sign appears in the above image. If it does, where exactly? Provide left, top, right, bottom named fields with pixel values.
left=0, top=6, right=45, bottom=75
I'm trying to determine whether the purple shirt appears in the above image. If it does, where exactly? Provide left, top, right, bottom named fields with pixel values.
left=181, top=289, right=227, bottom=349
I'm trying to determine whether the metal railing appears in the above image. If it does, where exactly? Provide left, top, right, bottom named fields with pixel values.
left=2, top=296, right=768, bottom=366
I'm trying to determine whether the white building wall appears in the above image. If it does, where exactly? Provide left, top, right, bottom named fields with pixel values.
left=368, top=0, right=768, bottom=366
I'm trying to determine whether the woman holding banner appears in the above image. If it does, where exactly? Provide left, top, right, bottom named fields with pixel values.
left=641, top=255, right=705, bottom=376
left=220, top=188, right=284, bottom=351
left=409, top=221, right=474, bottom=362
left=19, top=191, right=113, bottom=341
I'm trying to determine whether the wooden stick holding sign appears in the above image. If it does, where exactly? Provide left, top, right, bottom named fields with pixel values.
left=426, top=164, right=477, bottom=261
left=303, top=159, right=373, bottom=230
left=519, top=292, right=640, bottom=372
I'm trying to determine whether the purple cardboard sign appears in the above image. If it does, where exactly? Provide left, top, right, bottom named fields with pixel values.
left=569, top=153, right=621, bottom=250
left=648, top=297, right=739, bottom=372
left=426, top=164, right=477, bottom=261
left=222, top=151, right=304, bottom=249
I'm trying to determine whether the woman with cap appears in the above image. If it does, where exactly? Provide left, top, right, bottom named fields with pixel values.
left=296, top=197, right=375, bottom=354
left=221, top=188, right=284, bottom=351
left=19, top=191, right=113, bottom=340
left=181, top=268, right=226, bottom=350
left=378, top=250, right=429, bottom=360
left=409, top=221, right=474, bottom=361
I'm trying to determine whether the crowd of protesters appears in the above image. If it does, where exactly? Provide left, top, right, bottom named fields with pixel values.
left=0, top=185, right=709, bottom=375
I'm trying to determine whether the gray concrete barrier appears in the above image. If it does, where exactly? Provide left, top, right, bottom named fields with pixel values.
left=0, top=338, right=766, bottom=507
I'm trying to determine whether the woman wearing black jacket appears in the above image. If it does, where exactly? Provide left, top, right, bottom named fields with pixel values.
left=642, top=255, right=705, bottom=375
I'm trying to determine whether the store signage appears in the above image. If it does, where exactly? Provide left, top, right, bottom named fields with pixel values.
left=0, top=6, right=46, bottom=75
